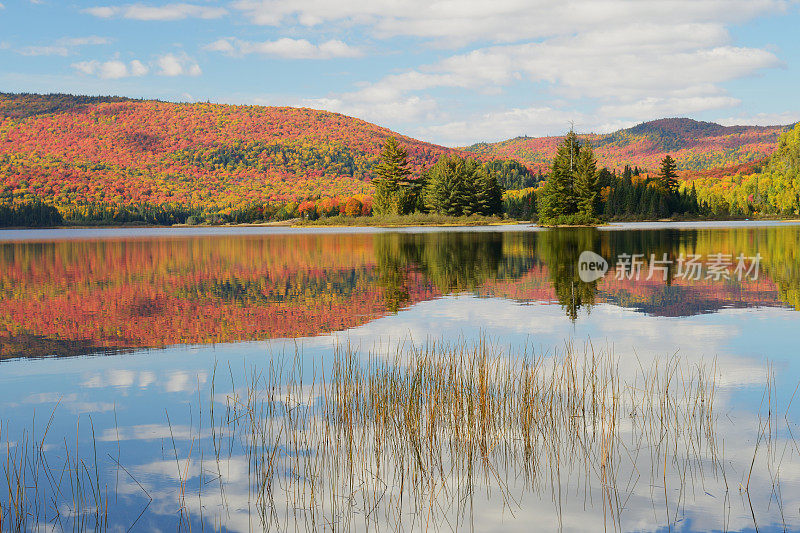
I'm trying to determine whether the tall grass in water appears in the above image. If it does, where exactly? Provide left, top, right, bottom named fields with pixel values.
left=208, top=340, right=729, bottom=532
left=1, top=339, right=794, bottom=531
left=1, top=414, right=110, bottom=532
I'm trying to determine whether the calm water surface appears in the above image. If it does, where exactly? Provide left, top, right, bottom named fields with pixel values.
left=1, top=222, right=800, bottom=532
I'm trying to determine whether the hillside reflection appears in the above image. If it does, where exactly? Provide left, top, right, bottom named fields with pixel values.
left=1, top=226, right=798, bottom=358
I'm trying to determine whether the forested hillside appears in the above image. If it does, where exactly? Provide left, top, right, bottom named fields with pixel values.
left=690, top=122, right=800, bottom=216
left=1, top=93, right=796, bottom=225
left=0, top=93, right=470, bottom=212
left=465, top=118, right=791, bottom=175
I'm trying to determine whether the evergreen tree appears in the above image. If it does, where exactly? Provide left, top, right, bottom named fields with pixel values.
left=372, top=137, right=413, bottom=215
left=690, top=183, right=700, bottom=214
left=574, top=142, right=599, bottom=221
left=425, top=155, right=503, bottom=216
left=658, top=155, right=679, bottom=196
left=425, top=155, right=471, bottom=216
left=622, top=165, right=633, bottom=181
left=537, top=131, right=581, bottom=222
left=474, top=165, right=503, bottom=216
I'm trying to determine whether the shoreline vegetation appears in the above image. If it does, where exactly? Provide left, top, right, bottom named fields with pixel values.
left=3, top=212, right=800, bottom=231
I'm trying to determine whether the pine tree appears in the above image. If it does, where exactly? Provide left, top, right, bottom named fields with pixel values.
left=622, top=165, right=632, bottom=181
left=690, top=183, right=700, bottom=214
left=372, top=137, right=412, bottom=215
left=658, top=155, right=679, bottom=196
left=574, top=142, right=599, bottom=221
left=474, top=165, right=503, bottom=216
left=537, top=131, right=580, bottom=222
left=426, top=155, right=470, bottom=216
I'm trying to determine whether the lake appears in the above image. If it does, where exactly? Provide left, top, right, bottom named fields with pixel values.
left=1, top=222, right=799, bottom=532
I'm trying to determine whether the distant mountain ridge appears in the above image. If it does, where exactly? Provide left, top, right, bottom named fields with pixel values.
left=464, top=117, right=794, bottom=175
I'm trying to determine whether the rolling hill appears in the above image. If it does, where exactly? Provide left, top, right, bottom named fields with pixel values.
left=0, top=93, right=466, bottom=210
left=1, top=94, right=795, bottom=220
left=464, top=118, right=794, bottom=176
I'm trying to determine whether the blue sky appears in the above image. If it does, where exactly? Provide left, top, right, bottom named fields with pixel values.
left=1, top=0, right=799, bottom=146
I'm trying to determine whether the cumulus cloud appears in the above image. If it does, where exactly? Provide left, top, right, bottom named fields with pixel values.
left=156, top=52, right=202, bottom=76
left=303, top=18, right=781, bottom=144
left=84, top=3, right=227, bottom=21
left=230, top=0, right=793, bottom=44
left=72, top=52, right=201, bottom=79
left=204, top=37, right=362, bottom=59
left=376, top=34, right=780, bottom=102
left=72, top=59, right=149, bottom=79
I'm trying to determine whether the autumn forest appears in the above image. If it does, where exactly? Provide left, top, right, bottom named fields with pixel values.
left=0, top=92, right=798, bottom=227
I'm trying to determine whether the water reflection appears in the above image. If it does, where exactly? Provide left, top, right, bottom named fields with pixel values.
left=1, top=225, right=798, bottom=358
left=3, top=338, right=800, bottom=532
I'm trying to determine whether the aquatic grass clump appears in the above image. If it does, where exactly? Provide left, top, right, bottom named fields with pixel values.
left=207, top=339, right=731, bottom=531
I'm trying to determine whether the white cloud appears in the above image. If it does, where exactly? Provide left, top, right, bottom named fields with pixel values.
left=130, top=59, right=149, bottom=76
left=204, top=38, right=236, bottom=53
left=57, top=36, right=112, bottom=46
left=386, top=37, right=780, bottom=102
left=303, top=19, right=781, bottom=143
left=72, top=53, right=200, bottom=78
left=230, top=0, right=794, bottom=44
left=596, top=95, right=743, bottom=123
left=15, top=35, right=111, bottom=57
left=85, top=3, right=227, bottom=21
left=717, top=112, right=800, bottom=127
left=18, top=46, right=70, bottom=56
left=156, top=52, right=202, bottom=76
left=84, top=6, right=114, bottom=17
left=72, top=59, right=149, bottom=79
left=205, top=37, right=362, bottom=59
left=305, top=94, right=439, bottom=125
left=421, top=106, right=587, bottom=146
left=420, top=94, right=756, bottom=146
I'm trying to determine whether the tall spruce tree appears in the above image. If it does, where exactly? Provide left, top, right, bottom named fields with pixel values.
left=372, top=137, right=413, bottom=215
left=475, top=166, right=503, bottom=216
left=658, top=155, right=679, bottom=196
left=574, top=142, right=599, bottom=221
left=537, top=131, right=581, bottom=223
left=424, top=155, right=502, bottom=216
left=425, top=155, right=471, bottom=216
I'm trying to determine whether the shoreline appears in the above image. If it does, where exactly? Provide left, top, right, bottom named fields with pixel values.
left=0, top=218, right=799, bottom=243
left=2, top=218, right=800, bottom=231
